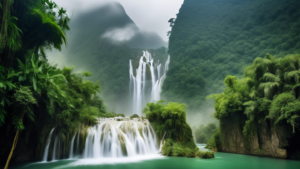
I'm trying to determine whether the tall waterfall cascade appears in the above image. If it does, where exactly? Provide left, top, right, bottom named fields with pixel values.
left=129, top=51, right=170, bottom=115
left=42, top=118, right=160, bottom=162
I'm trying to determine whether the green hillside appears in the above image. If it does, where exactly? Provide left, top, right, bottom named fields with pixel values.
left=163, top=0, right=300, bottom=110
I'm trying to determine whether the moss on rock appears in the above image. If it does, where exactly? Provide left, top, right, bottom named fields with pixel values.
left=144, top=101, right=215, bottom=158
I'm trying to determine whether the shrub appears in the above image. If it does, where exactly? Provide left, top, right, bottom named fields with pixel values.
left=198, top=151, right=215, bottom=159
left=162, top=139, right=174, bottom=156
left=116, top=114, right=125, bottom=117
left=184, top=148, right=195, bottom=157
left=130, top=114, right=139, bottom=119
left=172, top=143, right=185, bottom=157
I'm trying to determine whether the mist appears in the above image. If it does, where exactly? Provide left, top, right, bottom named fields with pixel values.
left=102, top=23, right=168, bottom=48
left=102, top=24, right=137, bottom=42
left=54, top=0, right=184, bottom=41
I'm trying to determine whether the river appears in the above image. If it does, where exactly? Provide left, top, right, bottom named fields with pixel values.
left=11, top=144, right=300, bottom=169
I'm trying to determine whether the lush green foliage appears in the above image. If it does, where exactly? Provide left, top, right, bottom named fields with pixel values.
left=162, top=138, right=214, bottom=158
left=193, top=123, right=217, bottom=143
left=0, top=0, right=110, bottom=165
left=143, top=101, right=214, bottom=158
left=206, top=128, right=220, bottom=151
left=143, top=101, right=191, bottom=142
left=198, top=151, right=215, bottom=159
left=0, top=0, right=71, bottom=67
left=1, top=52, right=107, bottom=132
left=130, top=114, right=139, bottom=119
left=210, top=54, right=300, bottom=139
left=163, top=0, right=300, bottom=110
left=162, top=139, right=197, bottom=157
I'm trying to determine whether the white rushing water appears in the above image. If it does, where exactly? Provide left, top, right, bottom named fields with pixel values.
left=69, top=120, right=159, bottom=159
left=43, top=119, right=161, bottom=163
left=52, top=137, right=58, bottom=161
left=129, top=51, right=170, bottom=115
left=69, top=132, right=77, bottom=159
left=42, top=128, right=55, bottom=162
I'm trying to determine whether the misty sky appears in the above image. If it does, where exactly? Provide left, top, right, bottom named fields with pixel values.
left=55, top=0, right=184, bottom=41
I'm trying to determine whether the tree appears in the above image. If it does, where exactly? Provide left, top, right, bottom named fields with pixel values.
left=0, top=65, right=16, bottom=126
left=168, top=18, right=175, bottom=27
left=268, top=93, right=300, bottom=133
left=143, top=100, right=200, bottom=157
left=209, top=54, right=300, bottom=139
left=5, top=87, right=37, bottom=169
left=0, top=0, right=70, bottom=67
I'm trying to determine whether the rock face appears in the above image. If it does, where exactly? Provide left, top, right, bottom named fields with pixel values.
left=218, top=114, right=292, bottom=158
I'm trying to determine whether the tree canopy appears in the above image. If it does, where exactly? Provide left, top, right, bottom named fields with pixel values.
left=210, top=54, right=300, bottom=138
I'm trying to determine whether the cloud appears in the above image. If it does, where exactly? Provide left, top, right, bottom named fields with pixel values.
left=101, top=24, right=138, bottom=42
left=54, top=0, right=184, bottom=41
left=101, top=23, right=167, bottom=49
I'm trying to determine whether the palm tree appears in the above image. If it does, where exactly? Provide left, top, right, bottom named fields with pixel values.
left=22, top=9, right=67, bottom=52
left=57, top=7, right=70, bottom=33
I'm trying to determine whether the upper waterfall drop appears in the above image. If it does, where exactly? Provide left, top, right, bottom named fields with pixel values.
left=129, top=51, right=170, bottom=115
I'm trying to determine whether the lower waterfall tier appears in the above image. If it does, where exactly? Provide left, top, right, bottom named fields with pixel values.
left=43, top=119, right=160, bottom=161
left=81, top=120, right=159, bottom=158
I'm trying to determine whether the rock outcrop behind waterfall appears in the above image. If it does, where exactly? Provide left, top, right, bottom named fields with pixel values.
left=217, top=115, right=291, bottom=158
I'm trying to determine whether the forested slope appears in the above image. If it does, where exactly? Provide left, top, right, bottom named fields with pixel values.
left=163, top=0, right=300, bottom=110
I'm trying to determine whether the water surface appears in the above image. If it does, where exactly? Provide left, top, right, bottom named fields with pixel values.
left=11, top=152, right=300, bottom=169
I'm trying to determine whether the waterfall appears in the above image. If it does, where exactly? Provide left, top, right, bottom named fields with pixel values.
left=69, top=132, right=77, bottom=158
left=42, top=128, right=55, bottom=162
left=42, top=119, right=161, bottom=163
left=82, top=120, right=159, bottom=158
left=129, top=51, right=170, bottom=115
left=41, top=51, right=169, bottom=163
left=52, top=137, right=58, bottom=161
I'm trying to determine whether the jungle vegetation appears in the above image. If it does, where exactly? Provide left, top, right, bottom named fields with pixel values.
left=207, top=53, right=300, bottom=158
left=193, top=123, right=217, bottom=143
left=143, top=100, right=214, bottom=158
left=130, top=114, right=139, bottom=119
left=0, top=0, right=110, bottom=167
left=163, top=0, right=300, bottom=110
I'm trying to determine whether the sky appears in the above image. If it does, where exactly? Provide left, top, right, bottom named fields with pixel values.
left=54, top=0, right=184, bottom=41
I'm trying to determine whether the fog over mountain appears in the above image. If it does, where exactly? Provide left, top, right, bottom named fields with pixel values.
left=48, top=2, right=169, bottom=115
left=54, top=0, right=184, bottom=41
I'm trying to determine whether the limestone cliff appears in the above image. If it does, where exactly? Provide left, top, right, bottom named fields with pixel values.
left=217, top=114, right=297, bottom=159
